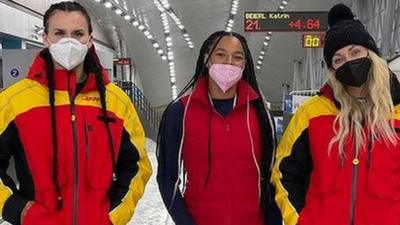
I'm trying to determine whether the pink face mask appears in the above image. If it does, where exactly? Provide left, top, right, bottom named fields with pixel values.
left=208, top=64, right=243, bottom=93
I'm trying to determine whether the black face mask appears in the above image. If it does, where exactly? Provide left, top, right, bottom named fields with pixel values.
left=335, top=57, right=372, bottom=87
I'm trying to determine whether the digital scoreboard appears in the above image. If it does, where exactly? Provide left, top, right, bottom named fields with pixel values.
left=244, top=12, right=328, bottom=32
left=302, top=33, right=325, bottom=48
left=114, top=58, right=131, bottom=65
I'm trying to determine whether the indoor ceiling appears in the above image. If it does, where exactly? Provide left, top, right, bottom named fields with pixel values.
left=78, top=0, right=352, bottom=108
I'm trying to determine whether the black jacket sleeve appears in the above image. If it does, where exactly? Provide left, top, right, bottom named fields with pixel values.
left=108, top=100, right=152, bottom=225
left=271, top=107, right=313, bottom=225
left=156, top=101, right=195, bottom=225
left=1, top=122, right=31, bottom=225
left=278, top=130, right=312, bottom=211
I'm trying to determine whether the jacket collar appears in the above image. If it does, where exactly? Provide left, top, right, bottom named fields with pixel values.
left=189, top=76, right=260, bottom=108
left=27, top=51, right=110, bottom=95
left=319, top=73, right=400, bottom=107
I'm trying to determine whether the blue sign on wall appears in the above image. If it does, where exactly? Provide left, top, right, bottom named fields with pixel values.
left=3, top=37, right=22, bottom=49
left=10, top=68, right=19, bottom=78
left=284, top=94, right=293, bottom=113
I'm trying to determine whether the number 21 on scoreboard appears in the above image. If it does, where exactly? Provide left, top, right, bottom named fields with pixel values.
left=245, top=19, right=261, bottom=31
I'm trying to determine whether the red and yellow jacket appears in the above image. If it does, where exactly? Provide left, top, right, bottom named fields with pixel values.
left=0, top=53, right=152, bottom=225
left=272, top=75, right=400, bottom=225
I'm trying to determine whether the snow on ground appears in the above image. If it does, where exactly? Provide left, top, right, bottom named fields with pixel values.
left=128, top=139, right=174, bottom=225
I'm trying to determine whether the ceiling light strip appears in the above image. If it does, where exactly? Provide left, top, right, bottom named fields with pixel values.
left=94, top=0, right=167, bottom=60
left=225, top=0, right=240, bottom=32
left=255, top=0, right=290, bottom=72
left=157, top=0, right=194, bottom=49
left=155, top=0, right=177, bottom=99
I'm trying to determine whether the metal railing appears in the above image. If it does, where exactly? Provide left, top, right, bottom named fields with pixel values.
left=115, top=81, right=160, bottom=131
left=289, top=89, right=319, bottom=96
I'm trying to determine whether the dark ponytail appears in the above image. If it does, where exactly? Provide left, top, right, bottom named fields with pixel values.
left=84, top=48, right=117, bottom=181
left=39, top=49, right=62, bottom=207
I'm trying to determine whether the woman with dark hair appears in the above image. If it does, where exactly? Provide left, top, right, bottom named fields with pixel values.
left=157, top=31, right=276, bottom=225
left=0, top=2, right=151, bottom=225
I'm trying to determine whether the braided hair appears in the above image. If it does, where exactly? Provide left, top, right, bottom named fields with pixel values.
left=42, top=1, right=115, bottom=208
left=157, top=31, right=275, bottom=220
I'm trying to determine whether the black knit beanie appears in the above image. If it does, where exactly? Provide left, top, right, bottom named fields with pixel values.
left=323, top=4, right=380, bottom=68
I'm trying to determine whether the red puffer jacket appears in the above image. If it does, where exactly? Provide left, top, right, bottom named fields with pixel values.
left=181, top=77, right=264, bottom=225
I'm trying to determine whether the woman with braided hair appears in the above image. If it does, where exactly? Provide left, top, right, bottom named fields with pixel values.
left=0, top=2, right=151, bottom=225
left=157, top=31, right=278, bottom=225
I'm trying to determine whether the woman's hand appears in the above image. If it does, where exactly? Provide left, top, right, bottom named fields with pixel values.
left=20, top=201, right=34, bottom=224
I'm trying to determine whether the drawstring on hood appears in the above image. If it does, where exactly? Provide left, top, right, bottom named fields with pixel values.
left=204, top=103, right=213, bottom=187
left=204, top=92, right=238, bottom=188
left=246, top=88, right=262, bottom=200
left=169, top=92, right=193, bottom=210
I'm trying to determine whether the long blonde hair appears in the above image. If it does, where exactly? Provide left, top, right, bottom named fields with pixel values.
left=327, top=50, right=398, bottom=160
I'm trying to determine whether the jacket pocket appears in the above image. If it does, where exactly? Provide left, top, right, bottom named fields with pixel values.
left=307, top=168, right=341, bottom=196
left=83, top=112, right=113, bottom=190
left=22, top=202, right=37, bottom=225
left=183, top=178, right=200, bottom=219
left=22, top=203, right=61, bottom=225
left=367, top=140, right=400, bottom=200
left=33, top=178, right=62, bottom=212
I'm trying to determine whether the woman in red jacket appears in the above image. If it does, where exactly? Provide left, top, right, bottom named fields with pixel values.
left=272, top=4, right=400, bottom=225
left=157, top=31, right=277, bottom=225
left=0, top=2, right=152, bottom=225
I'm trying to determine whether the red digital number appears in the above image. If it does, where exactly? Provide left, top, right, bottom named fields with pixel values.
left=306, top=19, right=320, bottom=30
left=314, top=19, right=320, bottom=29
left=245, top=20, right=260, bottom=31
left=289, top=19, right=302, bottom=30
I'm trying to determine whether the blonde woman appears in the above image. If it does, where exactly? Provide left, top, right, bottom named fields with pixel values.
left=272, top=4, right=400, bottom=225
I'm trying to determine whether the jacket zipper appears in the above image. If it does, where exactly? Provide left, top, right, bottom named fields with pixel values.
left=349, top=153, right=358, bottom=225
left=68, top=75, right=79, bottom=225
left=83, top=116, right=89, bottom=158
